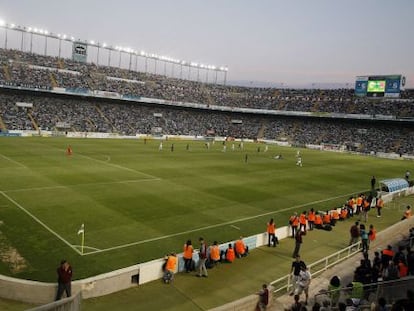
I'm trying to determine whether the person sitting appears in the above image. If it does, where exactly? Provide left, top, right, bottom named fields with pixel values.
left=163, top=253, right=177, bottom=284
left=314, top=213, right=324, bottom=229
left=234, top=236, right=249, bottom=258
left=224, top=244, right=235, bottom=263
left=209, top=241, right=221, bottom=266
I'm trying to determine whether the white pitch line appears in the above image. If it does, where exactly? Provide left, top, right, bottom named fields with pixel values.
left=0, top=191, right=82, bottom=255
left=4, top=178, right=160, bottom=193
left=82, top=189, right=367, bottom=256
left=0, top=153, right=28, bottom=168
left=77, top=153, right=160, bottom=180
left=230, top=225, right=241, bottom=230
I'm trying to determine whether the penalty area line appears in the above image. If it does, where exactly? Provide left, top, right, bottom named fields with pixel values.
left=83, top=189, right=368, bottom=256
left=0, top=191, right=82, bottom=256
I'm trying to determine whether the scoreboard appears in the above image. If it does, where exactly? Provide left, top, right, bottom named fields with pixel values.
left=355, top=75, right=405, bottom=98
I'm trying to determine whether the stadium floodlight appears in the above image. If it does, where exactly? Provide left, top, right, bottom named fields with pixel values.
left=0, top=19, right=5, bottom=27
left=181, top=60, right=186, bottom=65
left=28, top=27, right=33, bottom=32
left=10, top=23, right=15, bottom=28
left=62, top=34, right=67, bottom=39
left=44, top=30, right=49, bottom=35
left=70, top=36, right=75, bottom=41
left=102, top=43, right=107, bottom=48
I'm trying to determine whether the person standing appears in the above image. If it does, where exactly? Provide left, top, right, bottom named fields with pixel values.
left=294, top=265, right=311, bottom=305
left=371, top=176, right=376, bottom=189
left=290, top=256, right=306, bottom=296
left=360, top=224, right=369, bottom=253
left=197, top=237, right=208, bottom=277
left=289, top=212, right=299, bottom=238
left=292, top=230, right=304, bottom=258
left=307, top=208, right=315, bottom=231
left=267, top=218, right=276, bottom=247
left=183, top=240, right=194, bottom=273
left=349, top=221, right=360, bottom=248
left=55, top=260, right=73, bottom=300
left=256, top=284, right=269, bottom=311
left=376, top=195, right=384, bottom=217
left=402, top=205, right=412, bottom=220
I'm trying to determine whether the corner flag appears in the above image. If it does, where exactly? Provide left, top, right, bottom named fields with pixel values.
left=77, top=223, right=84, bottom=235
left=77, top=224, right=85, bottom=255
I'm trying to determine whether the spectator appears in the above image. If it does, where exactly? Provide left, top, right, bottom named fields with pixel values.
left=197, top=237, right=208, bottom=278
left=163, top=253, right=177, bottom=284
left=256, top=284, right=269, bottom=311
left=183, top=239, right=194, bottom=273
left=55, top=259, right=72, bottom=300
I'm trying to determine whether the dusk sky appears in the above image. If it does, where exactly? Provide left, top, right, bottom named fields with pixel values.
left=0, top=0, right=413, bottom=88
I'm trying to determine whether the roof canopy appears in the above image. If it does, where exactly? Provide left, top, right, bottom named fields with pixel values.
left=379, top=178, right=409, bottom=193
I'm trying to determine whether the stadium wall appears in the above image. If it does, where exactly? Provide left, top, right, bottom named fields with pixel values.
left=0, top=150, right=410, bottom=304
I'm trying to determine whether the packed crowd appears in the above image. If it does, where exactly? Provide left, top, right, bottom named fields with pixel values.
left=2, top=92, right=414, bottom=155
left=1, top=48, right=414, bottom=117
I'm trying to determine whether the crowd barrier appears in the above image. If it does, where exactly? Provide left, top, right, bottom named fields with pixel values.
left=0, top=187, right=410, bottom=305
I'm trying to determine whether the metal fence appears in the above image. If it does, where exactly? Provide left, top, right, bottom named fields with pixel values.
left=313, top=276, right=414, bottom=310
left=270, top=241, right=362, bottom=295
left=26, top=291, right=81, bottom=311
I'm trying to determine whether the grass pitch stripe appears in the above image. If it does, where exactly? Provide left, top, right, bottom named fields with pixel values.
left=0, top=191, right=82, bottom=255
left=4, top=178, right=160, bottom=193
left=76, top=153, right=161, bottom=180
left=0, top=153, right=28, bottom=168
left=83, top=189, right=366, bottom=256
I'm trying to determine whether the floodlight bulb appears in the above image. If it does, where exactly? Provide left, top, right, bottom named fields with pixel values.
left=0, top=19, right=5, bottom=27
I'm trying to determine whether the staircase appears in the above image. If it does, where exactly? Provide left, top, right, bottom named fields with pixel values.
left=2, top=65, right=11, bottom=81
left=0, top=114, right=7, bottom=132
left=94, top=105, right=117, bottom=133
left=27, top=113, right=39, bottom=131
left=50, top=72, right=58, bottom=88
left=257, top=123, right=266, bottom=139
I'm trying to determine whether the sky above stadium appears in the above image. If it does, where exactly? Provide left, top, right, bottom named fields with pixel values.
left=0, top=0, right=413, bottom=88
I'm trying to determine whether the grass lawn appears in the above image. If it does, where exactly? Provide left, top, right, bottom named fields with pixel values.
left=0, top=136, right=411, bottom=309
left=0, top=137, right=410, bottom=280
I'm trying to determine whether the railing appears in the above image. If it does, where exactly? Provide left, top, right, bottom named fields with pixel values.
left=313, top=276, right=414, bottom=309
left=26, top=291, right=81, bottom=311
left=270, top=241, right=362, bottom=295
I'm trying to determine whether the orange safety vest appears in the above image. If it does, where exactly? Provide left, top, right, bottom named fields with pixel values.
left=376, top=199, right=384, bottom=209
left=323, top=213, right=331, bottom=224
left=210, top=245, right=220, bottom=261
left=267, top=222, right=276, bottom=234
left=226, top=248, right=235, bottom=262
left=332, top=210, right=339, bottom=220
left=369, top=228, right=376, bottom=241
left=340, top=209, right=348, bottom=219
left=165, top=255, right=177, bottom=272
left=404, top=209, right=412, bottom=218
left=183, top=244, right=193, bottom=259
left=398, top=262, right=408, bottom=277
left=299, top=213, right=307, bottom=225
left=363, top=200, right=370, bottom=210
left=290, top=215, right=299, bottom=227
left=314, top=214, right=323, bottom=225
left=382, top=249, right=394, bottom=257
left=235, top=240, right=246, bottom=255
left=356, top=197, right=363, bottom=206
left=308, top=211, right=315, bottom=222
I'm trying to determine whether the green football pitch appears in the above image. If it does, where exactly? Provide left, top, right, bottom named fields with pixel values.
left=0, top=137, right=410, bottom=282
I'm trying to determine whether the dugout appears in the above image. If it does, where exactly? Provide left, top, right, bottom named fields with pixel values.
left=379, top=178, right=409, bottom=193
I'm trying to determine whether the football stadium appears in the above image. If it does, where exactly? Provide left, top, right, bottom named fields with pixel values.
left=1, top=4, right=414, bottom=311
